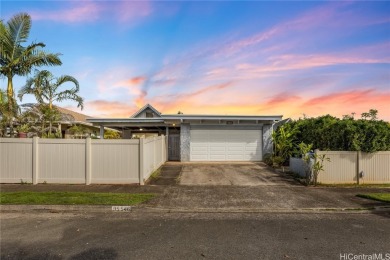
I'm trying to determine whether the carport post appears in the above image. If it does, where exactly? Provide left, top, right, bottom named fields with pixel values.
left=100, top=125, right=104, bottom=139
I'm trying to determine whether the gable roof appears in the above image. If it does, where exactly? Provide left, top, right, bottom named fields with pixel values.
left=56, top=106, right=94, bottom=123
left=130, top=104, right=161, bottom=118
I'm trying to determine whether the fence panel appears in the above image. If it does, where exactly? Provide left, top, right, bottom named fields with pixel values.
left=91, top=139, right=140, bottom=184
left=142, top=136, right=167, bottom=182
left=142, top=137, right=156, bottom=181
left=0, top=138, right=33, bottom=183
left=1, top=136, right=167, bottom=185
left=360, top=152, right=390, bottom=184
left=38, top=139, right=86, bottom=184
left=316, top=151, right=357, bottom=184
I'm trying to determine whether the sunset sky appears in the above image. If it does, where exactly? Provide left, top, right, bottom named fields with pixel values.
left=2, top=1, right=390, bottom=120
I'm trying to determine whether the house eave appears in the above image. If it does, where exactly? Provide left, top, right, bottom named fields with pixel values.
left=88, top=114, right=283, bottom=124
left=161, top=115, right=283, bottom=121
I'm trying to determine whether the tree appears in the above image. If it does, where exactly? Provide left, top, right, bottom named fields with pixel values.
left=0, top=13, right=62, bottom=113
left=0, top=89, right=8, bottom=136
left=0, top=88, right=19, bottom=136
left=104, top=129, right=121, bottom=139
left=18, top=70, right=83, bottom=134
left=0, top=89, right=7, bottom=120
left=20, top=103, right=74, bottom=138
left=271, top=125, right=296, bottom=170
left=279, top=112, right=390, bottom=153
left=19, top=70, right=83, bottom=109
left=68, top=125, right=91, bottom=139
left=361, top=109, right=378, bottom=120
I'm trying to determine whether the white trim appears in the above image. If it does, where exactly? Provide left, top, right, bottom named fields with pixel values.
left=130, top=104, right=162, bottom=118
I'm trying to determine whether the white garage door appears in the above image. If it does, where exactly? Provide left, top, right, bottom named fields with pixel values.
left=190, top=129, right=262, bottom=161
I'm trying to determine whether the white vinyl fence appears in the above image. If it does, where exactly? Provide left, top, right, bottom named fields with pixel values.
left=0, top=136, right=167, bottom=185
left=290, top=151, right=390, bottom=184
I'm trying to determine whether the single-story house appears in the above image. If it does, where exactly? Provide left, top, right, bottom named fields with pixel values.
left=87, top=104, right=283, bottom=162
left=56, top=107, right=120, bottom=139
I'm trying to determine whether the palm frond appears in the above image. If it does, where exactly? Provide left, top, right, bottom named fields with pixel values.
left=18, top=49, right=62, bottom=75
left=56, top=75, right=80, bottom=91
left=56, top=90, right=84, bottom=109
left=7, top=12, right=31, bottom=45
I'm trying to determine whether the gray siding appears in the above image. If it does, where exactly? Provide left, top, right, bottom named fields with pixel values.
left=262, top=124, right=273, bottom=156
left=180, top=124, right=190, bottom=162
left=133, top=108, right=160, bottom=118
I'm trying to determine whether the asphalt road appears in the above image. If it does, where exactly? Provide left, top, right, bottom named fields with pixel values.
left=1, top=210, right=389, bottom=260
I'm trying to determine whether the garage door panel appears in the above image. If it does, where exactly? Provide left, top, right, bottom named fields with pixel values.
left=210, top=146, right=225, bottom=151
left=192, top=155, right=208, bottom=161
left=227, top=147, right=244, bottom=152
left=190, top=129, right=262, bottom=161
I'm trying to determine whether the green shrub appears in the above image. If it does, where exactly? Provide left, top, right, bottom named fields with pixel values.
left=263, top=153, right=273, bottom=166
left=277, top=113, right=390, bottom=154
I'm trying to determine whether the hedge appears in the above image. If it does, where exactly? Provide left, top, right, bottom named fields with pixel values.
left=279, top=115, right=390, bottom=153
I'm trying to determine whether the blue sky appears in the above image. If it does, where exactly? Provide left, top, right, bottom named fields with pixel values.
left=1, top=0, right=390, bottom=119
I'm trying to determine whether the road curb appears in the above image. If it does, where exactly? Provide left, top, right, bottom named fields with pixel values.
left=1, top=204, right=389, bottom=214
left=0, top=205, right=114, bottom=212
left=142, top=206, right=390, bottom=214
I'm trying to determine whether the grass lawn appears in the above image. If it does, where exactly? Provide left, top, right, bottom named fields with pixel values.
left=0, top=191, right=155, bottom=205
left=357, top=193, right=390, bottom=203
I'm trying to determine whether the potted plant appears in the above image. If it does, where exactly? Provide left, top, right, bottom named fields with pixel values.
left=17, top=124, right=30, bottom=138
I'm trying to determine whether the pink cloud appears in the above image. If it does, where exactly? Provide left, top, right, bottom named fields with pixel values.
left=300, top=89, right=390, bottom=119
left=235, top=52, right=390, bottom=76
left=127, top=76, right=146, bottom=86
left=30, top=1, right=153, bottom=23
left=83, top=100, right=138, bottom=118
left=76, top=87, right=390, bottom=121
left=135, top=90, right=148, bottom=108
left=212, top=2, right=352, bottom=58
left=117, top=1, right=152, bottom=22
left=30, top=1, right=102, bottom=23
left=264, top=93, right=302, bottom=108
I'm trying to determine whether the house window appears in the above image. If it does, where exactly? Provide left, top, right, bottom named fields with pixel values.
left=146, top=112, right=153, bottom=118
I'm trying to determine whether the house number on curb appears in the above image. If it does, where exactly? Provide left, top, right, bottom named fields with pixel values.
left=112, top=206, right=132, bottom=211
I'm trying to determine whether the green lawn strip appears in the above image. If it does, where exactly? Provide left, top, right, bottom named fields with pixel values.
left=0, top=192, right=155, bottom=205
left=357, top=193, right=390, bottom=203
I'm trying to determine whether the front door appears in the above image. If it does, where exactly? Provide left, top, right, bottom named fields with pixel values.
left=168, top=134, right=180, bottom=161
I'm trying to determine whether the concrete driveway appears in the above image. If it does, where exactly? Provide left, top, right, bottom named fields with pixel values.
left=179, top=162, right=298, bottom=186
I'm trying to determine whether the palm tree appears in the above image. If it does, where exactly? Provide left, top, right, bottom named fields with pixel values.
left=0, top=89, right=6, bottom=116
left=0, top=89, right=19, bottom=136
left=0, top=89, right=7, bottom=136
left=0, top=12, right=62, bottom=112
left=20, top=103, right=75, bottom=137
left=18, top=70, right=83, bottom=134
